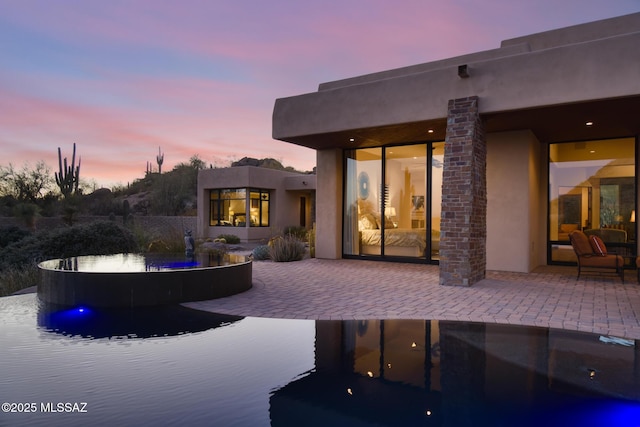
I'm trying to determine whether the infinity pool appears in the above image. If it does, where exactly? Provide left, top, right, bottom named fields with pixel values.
left=1, top=294, right=639, bottom=426
left=38, top=253, right=252, bottom=308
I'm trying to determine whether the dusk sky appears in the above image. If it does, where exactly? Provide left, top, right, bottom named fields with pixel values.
left=1, top=1, right=639, bottom=188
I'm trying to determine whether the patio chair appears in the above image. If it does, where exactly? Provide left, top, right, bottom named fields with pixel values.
left=568, top=230, right=624, bottom=282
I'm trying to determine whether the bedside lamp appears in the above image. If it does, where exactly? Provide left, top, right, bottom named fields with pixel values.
left=384, top=207, right=397, bottom=227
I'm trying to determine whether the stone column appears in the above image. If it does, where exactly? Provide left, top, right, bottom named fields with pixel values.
left=439, top=96, right=486, bottom=287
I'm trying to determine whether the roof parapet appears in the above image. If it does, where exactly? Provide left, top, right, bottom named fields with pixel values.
left=501, top=12, right=640, bottom=52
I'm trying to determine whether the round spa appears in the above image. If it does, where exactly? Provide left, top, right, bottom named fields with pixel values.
left=37, top=253, right=252, bottom=308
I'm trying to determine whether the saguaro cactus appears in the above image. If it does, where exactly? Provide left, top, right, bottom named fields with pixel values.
left=55, top=143, right=81, bottom=198
left=156, top=147, right=164, bottom=174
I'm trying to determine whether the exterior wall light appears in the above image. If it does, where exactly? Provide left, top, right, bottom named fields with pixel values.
left=458, top=64, right=470, bottom=78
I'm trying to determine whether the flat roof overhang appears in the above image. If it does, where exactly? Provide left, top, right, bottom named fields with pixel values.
left=274, top=95, right=640, bottom=151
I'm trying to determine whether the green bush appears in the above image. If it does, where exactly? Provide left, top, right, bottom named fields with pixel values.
left=0, top=226, right=31, bottom=249
left=283, top=225, right=308, bottom=241
left=13, top=202, right=40, bottom=230
left=308, top=223, right=316, bottom=258
left=143, top=228, right=189, bottom=253
left=216, top=234, right=240, bottom=244
left=269, top=235, right=306, bottom=262
left=251, top=244, right=270, bottom=260
left=0, top=220, right=139, bottom=270
left=201, top=246, right=227, bottom=259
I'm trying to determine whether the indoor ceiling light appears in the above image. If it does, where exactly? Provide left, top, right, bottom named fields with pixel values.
left=586, top=121, right=594, bottom=126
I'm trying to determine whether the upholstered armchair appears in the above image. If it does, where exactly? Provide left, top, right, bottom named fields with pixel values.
left=568, top=230, right=624, bottom=282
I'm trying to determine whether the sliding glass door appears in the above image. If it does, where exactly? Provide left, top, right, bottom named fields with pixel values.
left=344, top=148, right=382, bottom=256
left=344, top=142, right=442, bottom=262
left=384, top=144, right=427, bottom=257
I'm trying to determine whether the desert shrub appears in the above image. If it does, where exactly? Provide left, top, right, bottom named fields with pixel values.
left=269, top=235, right=306, bottom=262
left=201, top=246, right=227, bottom=258
left=0, top=264, right=39, bottom=297
left=283, top=225, right=308, bottom=241
left=143, top=228, right=189, bottom=253
left=308, top=223, right=316, bottom=258
left=216, top=234, right=240, bottom=244
left=0, top=220, right=139, bottom=270
left=0, top=226, right=31, bottom=248
left=13, top=202, right=40, bottom=230
left=126, top=224, right=151, bottom=252
left=251, top=244, right=270, bottom=260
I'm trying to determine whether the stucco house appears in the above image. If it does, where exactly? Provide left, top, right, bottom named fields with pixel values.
left=272, top=13, right=640, bottom=286
left=197, top=166, right=315, bottom=243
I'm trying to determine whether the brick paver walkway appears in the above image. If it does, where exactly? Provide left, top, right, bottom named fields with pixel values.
left=184, top=258, right=640, bottom=340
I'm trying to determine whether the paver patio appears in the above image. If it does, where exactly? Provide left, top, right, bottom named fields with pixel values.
left=185, top=258, right=640, bottom=340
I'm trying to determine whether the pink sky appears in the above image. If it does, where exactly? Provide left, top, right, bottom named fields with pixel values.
left=1, top=0, right=638, bottom=188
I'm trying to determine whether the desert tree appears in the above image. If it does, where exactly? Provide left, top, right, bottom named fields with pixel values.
left=0, top=161, right=53, bottom=202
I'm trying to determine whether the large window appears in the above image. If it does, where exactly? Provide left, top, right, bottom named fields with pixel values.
left=343, top=142, right=443, bottom=261
left=549, top=138, right=636, bottom=263
left=249, top=189, right=270, bottom=227
left=210, top=188, right=270, bottom=227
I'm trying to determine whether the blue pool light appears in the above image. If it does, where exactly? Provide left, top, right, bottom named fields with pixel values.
left=71, top=306, right=92, bottom=317
left=62, top=306, right=93, bottom=321
left=38, top=305, right=97, bottom=336
left=48, top=306, right=92, bottom=319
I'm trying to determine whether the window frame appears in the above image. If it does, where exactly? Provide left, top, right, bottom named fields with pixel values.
left=209, top=188, right=270, bottom=227
left=547, top=137, right=637, bottom=265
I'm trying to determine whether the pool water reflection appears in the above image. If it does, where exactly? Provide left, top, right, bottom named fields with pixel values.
left=1, top=294, right=639, bottom=427
left=38, top=253, right=244, bottom=272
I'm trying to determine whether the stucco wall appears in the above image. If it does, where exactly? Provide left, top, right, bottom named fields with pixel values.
left=486, top=131, right=543, bottom=272
left=197, top=166, right=315, bottom=242
left=531, top=137, right=547, bottom=270
left=315, top=149, right=343, bottom=259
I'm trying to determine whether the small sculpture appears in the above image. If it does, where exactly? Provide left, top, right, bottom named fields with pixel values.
left=184, top=230, right=195, bottom=257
